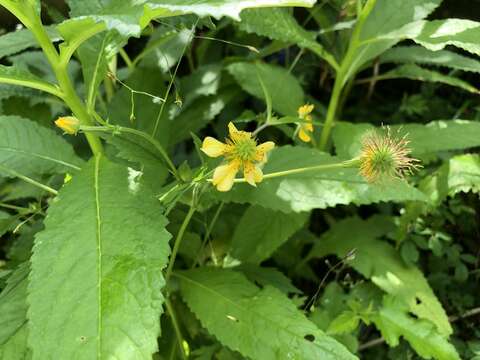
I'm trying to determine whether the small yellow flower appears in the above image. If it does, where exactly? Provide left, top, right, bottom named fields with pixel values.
left=358, top=127, right=421, bottom=183
left=55, top=116, right=80, bottom=135
left=297, top=104, right=314, bottom=142
left=201, top=122, right=275, bottom=192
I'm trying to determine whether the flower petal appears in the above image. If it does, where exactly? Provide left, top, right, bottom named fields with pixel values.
left=201, top=137, right=227, bottom=158
left=212, top=161, right=240, bottom=192
left=254, top=141, right=275, bottom=162
left=228, top=121, right=251, bottom=143
left=298, top=128, right=312, bottom=142
left=298, top=104, right=314, bottom=118
left=244, top=162, right=263, bottom=186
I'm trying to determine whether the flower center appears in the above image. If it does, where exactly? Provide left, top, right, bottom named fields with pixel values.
left=370, top=147, right=395, bottom=175
left=234, top=138, right=257, bottom=161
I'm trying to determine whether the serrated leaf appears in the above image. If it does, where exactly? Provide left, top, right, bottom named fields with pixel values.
left=0, top=115, right=83, bottom=177
left=236, top=264, right=301, bottom=294
left=216, top=146, right=426, bottom=213
left=239, top=8, right=336, bottom=67
left=144, top=0, right=316, bottom=21
left=28, top=156, right=171, bottom=359
left=446, top=154, right=480, bottom=196
left=0, top=26, right=60, bottom=59
left=176, top=268, right=357, bottom=360
left=380, top=46, right=480, bottom=73
left=373, top=296, right=460, bottom=360
left=230, top=205, right=308, bottom=263
left=345, top=0, right=442, bottom=81
left=307, top=216, right=452, bottom=337
left=379, top=64, right=478, bottom=93
left=333, top=120, right=480, bottom=159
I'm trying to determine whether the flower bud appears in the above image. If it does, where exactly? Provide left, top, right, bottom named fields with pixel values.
left=55, top=116, right=80, bottom=135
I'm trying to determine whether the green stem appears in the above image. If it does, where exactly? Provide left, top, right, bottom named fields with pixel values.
left=318, top=0, right=378, bottom=150
left=5, top=3, right=104, bottom=156
left=165, top=205, right=196, bottom=284
left=80, top=125, right=179, bottom=179
left=0, top=165, right=58, bottom=195
left=165, top=298, right=187, bottom=360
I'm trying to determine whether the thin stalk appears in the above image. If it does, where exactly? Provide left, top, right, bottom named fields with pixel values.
left=165, top=205, right=196, bottom=283
left=206, top=161, right=353, bottom=184
left=0, top=165, right=58, bottom=195
left=318, top=0, right=378, bottom=150
left=7, top=4, right=104, bottom=156
left=165, top=298, right=187, bottom=360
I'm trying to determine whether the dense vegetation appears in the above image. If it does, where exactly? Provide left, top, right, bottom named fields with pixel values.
left=0, top=0, right=479, bottom=359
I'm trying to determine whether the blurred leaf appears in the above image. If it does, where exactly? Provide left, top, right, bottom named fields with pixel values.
left=28, top=156, right=171, bottom=359
left=0, top=115, right=83, bottom=178
left=236, top=264, right=302, bottom=294
left=0, top=26, right=60, bottom=59
left=227, top=62, right=304, bottom=116
left=380, top=46, right=480, bottom=73
left=230, top=205, right=308, bottom=263
left=177, top=268, right=357, bottom=360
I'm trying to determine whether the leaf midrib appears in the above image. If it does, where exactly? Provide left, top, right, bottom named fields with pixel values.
left=0, top=146, right=81, bottom=170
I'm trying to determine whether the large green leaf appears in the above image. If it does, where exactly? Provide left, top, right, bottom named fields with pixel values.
left=0, top=115, right=83, bottom=178
left=377, top=64, right=479, bottom=93
left=373, top=296, right=460, bottom=360
left=217, top=146, right=426, bottom=213
left=176, top=268, right=356, bottom=360
left=345, top=0, right=442, bottom=81
left=0, top=263, right=29, bottom=351
left=307, top=216, right=452, bottom=337
left=380, top=45, right=480, bottom=73
left=230, top=205, right=308, bottom=263
left=239, top=8, right=336, bottom=68
left=28, top=156, right=171, bottom=359
left=227, top=62, right=304, bottom=116
left=333, top=120, right=480, bottom=159
left=445, top=154, right=480, bottom=196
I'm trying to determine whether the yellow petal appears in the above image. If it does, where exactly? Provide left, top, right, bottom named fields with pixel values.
left=55, top=116, right=79, bottom=135
left=228, top=121, right=251, bottom=143
left=304, top=122, right=314, bottom=132
left=244, top=162, right=263, bottom=186
left=298, top=104, right=314, bottom=118
left=298, top=128, right=312, bottom=142
left=201, top=137, right=227, bottom=158
left=254, top=141, right=275, bottom=162
left=212, top=161, right=240, bottom=192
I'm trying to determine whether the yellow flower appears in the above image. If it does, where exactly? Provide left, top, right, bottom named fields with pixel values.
left=201, top=122, right=275, bottom=192
left=297, top=104, right=314, bottom=142
left=55, top=116, right=80, bottom=135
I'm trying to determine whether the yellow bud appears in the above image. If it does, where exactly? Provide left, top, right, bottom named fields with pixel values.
left=55, top=116, right=79, bottom=135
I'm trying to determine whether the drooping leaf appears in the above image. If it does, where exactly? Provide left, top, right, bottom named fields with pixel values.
left=28, top=156, right=171, bottom=359
left=0, top=65, right=61, bottom=98
left=230, top=205, right=308, bottom=263
left=344, top=0, right=442, bottom=81
left=0, top=26, right=60, bottom=59
left=176, top=268, right=357, bottom=360
left=144, top=0, right=317, bottom=22
left=380, top=46, right=480, bottom=73
left=373, top=296, right=460, bottom=360
left=377, top=64, right=478, bottom=93
left=227, top=62, right=304, bottom=116
left=239, top=8, right=336, bottom=67
left=307, top=216, right=452, bottom=337
left=216, top=146, right=426, bottom=213
left=333, top=120, right=480, bottom=159
left=445, top=154, right=480, bottom=196
left=0, top=115, right=83, bottom=178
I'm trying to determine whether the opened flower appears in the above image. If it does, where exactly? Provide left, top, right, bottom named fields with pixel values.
left=358, top=127, right=421, bottom=183
left=201, top=122, right=275, bottom=192
left=297, top=104, right=314, bottom=142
